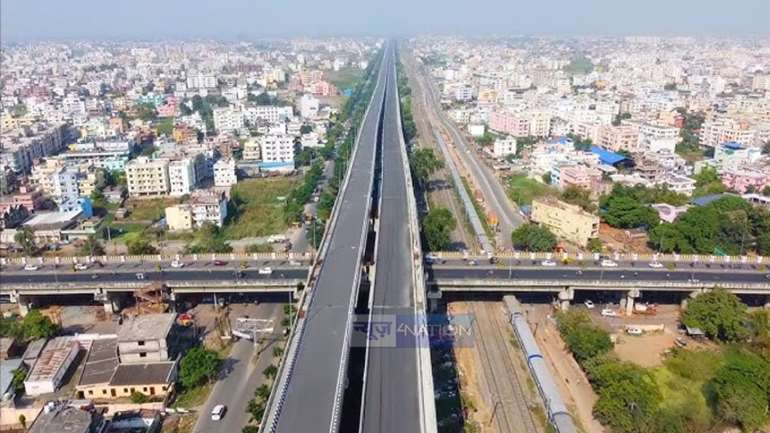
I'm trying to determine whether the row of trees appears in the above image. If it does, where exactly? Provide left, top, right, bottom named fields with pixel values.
left=423, top=208, right=457, bottom=251
left=0, top=310, right=60, bottom=342
left=510, top=223, right=557, bottom=252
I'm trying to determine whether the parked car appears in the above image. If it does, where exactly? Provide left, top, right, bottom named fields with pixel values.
left=213, top=260, right=227, bottom=266
left=540, top=259, right=557, bottom=267
left=601, top=308, right=618, bottom=317
left=24, top=264, right=39, bottom=271
left=136, top=273, right=145, bottom=280
left=211, top=404, right=227, bottom=421
left=74, top=263, right=89, bottom=271
left=600, top=259, right=618, bottom=268
left=259, top=267, right=273, bottom=275
left=171, top=260, right=184, bottom=268
left=648, top=261, right=664, bottom=268
left=626, top=327, right=643, bottom=336
left=584, top=300, right=595, bottom=309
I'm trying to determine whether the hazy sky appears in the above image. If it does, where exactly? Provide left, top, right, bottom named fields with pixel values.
left=2, top=0, right=769, bottom=41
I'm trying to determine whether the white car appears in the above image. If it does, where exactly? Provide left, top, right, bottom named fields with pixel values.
left=600, top=259, right=618, bottom=268
left=584, top=300, right=595, bottom=309
left=171, top=260, right=184, bottom=268
left=540, top=259, right=557, bottom=267
left=601, top=308, right=618, bottom=317
left=211, top=404, right=227, bottom=421
left=648, top=261, right=664, bottom=269
left=626, top=327, right=643, bottom=336
left=24, top=264, right=39, bottom=271
left=136, top=273, right=145, bottom=280
left=74, top=263, right=89, bottom=271
left=258, top=267, right=273, bottom=275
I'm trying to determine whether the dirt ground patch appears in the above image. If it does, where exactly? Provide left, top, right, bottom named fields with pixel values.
left=613, top=330, right=677, bottom=368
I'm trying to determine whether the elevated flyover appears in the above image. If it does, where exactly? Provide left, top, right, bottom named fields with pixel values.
left=359, top=46, right=436, bottom=433
left=262, top=43, right=390, bottom=433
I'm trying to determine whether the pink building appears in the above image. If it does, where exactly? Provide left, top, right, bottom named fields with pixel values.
left=720, top=168, right=768, bottom=194
left=0, top=188, right=44, bottom=214
left=489, top=111, right=530, bottom=137
left=559, top=165, right=602, bottom=191
left=313, top=81, right=335, bottom=97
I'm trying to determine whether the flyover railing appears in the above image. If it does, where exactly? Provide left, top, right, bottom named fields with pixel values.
left=1, top=251, right=314, bottom=266
left=429, top=251, right=768, bottom=265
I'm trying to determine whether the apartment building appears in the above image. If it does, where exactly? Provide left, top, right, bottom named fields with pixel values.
left=213, top=107, right=244, bottom=133
left=243, top=105, right=293, bottom=124
left=531, top=197, right=600, bottom=247
left=243, top=138, right=261, bottom=160
left=492, top=137, right=517, bottom=158
left=125, top=157, right=170, bottom=197
left=299, top=94, right=319, bottom=119
left=260, top=134, right=295, bottom=163
left=721, top=168, right=768, bottom=194
left=489, top=111, right=530, bottom=137
left=700, top=117, right=756, bottom=148
left=168, top=158, right=196, bottom=197
left=213, top=158, right=237, bottom=187
left=165, top=191, right=228, bottom=230
left=557, top=165, right=602, bottom=191
left=0, top=123, right=66, bottom=173
left=598, top=124, right=639, bottom=152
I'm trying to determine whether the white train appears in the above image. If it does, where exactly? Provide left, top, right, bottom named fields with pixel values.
left=503, top=295, right=578, bottom=433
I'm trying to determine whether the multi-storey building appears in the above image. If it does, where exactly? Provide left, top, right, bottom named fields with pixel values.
left=213, top=107, right=243, bottom=133
left=531, top=197, right=600, bottom=247
left=125, top=157, right=170, bottom=197
left=260, top=135, right=295, bottom=163
left=168, top=159, right=196, bottom=197
left=492, top=137, right=517, bottom=158
left=213, top=158, right=237, bottom=187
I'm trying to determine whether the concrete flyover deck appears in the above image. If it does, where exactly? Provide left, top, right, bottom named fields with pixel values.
left=263, top=43, right=389, bottom=433
left=360, top=44, right=435, bottom=433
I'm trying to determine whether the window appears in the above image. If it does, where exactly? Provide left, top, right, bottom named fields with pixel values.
left=102, top=389, right=107, bottom=395
left=139, top=352, right=147, bottom=358
left=137, top=340, right=145, bottom=346
left=124, top=388, right=128, bottom=393
left=88, top=390, right=93, bottom=395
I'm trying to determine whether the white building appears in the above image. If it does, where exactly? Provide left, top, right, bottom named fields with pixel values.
left=260, top=135, right=295, bottom=163
left=186, top=73, right=217, bottom=89
left=168, top=159, right=196, bottom=197
left=299, top=94, right=319, bottom=119
left=213, top=158, right=237, bottom=187
left=301, top=132, right=322, bottom=148
left=24, top=337, right=80, bottom=396
left=243, top=105, right=293, bottom=124
left=213, top=107, right=243, bottom=133
left=493, top=137, right=517, bottom=158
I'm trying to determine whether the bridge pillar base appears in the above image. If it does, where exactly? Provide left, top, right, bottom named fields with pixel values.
left=624, top=289, right=641, bottom=316
left=16, top=295, right=34, bottom=317
left=557, top=288, right=574, bottom=311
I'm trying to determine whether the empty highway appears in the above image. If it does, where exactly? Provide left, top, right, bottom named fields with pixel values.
left=360, top=46, right=422, bottom=433
left=266, top=44, right=390, bottom=433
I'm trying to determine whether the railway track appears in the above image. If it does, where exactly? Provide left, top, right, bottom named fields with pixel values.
left=468, top=301, right=539, bottom=433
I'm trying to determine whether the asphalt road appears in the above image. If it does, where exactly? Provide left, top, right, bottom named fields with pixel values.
left=270, top=44, right=390, bottom=433
left=416, top=57, right=523, bottom=248
left=360, top=48, right=420, bottom=433
left=2, top=267, right=308, bottom=285
left=193, top=303, right=282, bottom=433
left=429, top=265, right=770, bottom=285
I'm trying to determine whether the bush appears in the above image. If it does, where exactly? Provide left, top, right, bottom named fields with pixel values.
left=510, top=223, right=556, bottom=252
left=130, top=391, right=149, bottom=404
left=710, top=350, right=770, bottom=431
left=422, top=208, right=456, bottom=251
left=179, top=347, right=220, bottom=389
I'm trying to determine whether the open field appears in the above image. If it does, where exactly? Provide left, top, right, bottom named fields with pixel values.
left=223, top=177, right=298, bottom=239
left=326, top=67, right=365, bottom=92
left=506, top=174, right=557, bottom=206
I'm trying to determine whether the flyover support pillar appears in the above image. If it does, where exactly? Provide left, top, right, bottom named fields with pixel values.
left=681, top=289, right=704, bottom=310
left=624, top=289, right=640, bottom=316
left=557, top=288, right=574, bottom=311
left=765, top=295, right=770, bottom=311
left=14, top=294, right=34, bottom=317
left=427, top=289, right=442, bottom=313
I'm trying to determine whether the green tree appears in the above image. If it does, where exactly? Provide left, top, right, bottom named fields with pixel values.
left=510, top=223, right=557, bottom=252
left=179, top=347, right=221, bottom=389
left=422, top=208, right=456, bottom=251
left=692, top=166, right=726, bottom=197
left=19, top=310, right=59, bottom=341
left=14, top=227, right=37, bottom=256
left=475, top=131, right=495, bottom=147
left=587, top=238, right=603, bottom=253
left=587, top=358, right=662, bottom=433
left=155, top=117, right=174, bottom=136
left=263, top=364, right=278, bottom=379
left=246, top=399, right=265, bottom=423
left=242, top=426, right=260, bottom=433
left=710, top=350, right=770, bottom=432
left=126, top=236, right=158, bottom=255
left=409, top=148, right=444, bottom=187
left=602, top=195, right=659, bottom=229
left=561, top=186, right=597, bottom=212
left=681, top=288, right=748, bottom=342
left=11, top=367, right=27, bottom=392
left=255, top=384, right=271, bottom=400
left=79, top=235, right=105, bottom=256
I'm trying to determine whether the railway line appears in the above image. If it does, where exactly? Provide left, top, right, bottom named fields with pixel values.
left=467, top=301, right=539, bottom=433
